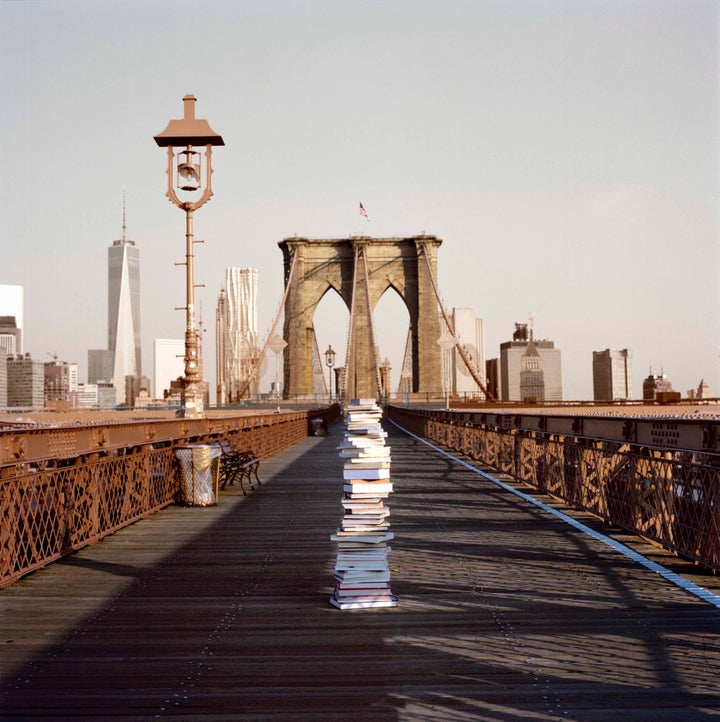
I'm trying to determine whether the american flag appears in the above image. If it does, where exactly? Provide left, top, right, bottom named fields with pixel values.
left=359, top=202, right=369, bottom=220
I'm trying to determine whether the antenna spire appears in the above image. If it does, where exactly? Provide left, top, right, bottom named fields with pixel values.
left=122, top=189, right=127, bottom=241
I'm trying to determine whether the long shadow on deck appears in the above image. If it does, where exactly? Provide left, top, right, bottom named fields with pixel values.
left=1, top=422, right=719, bottom=721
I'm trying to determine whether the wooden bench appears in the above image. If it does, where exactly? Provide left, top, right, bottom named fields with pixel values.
left=216, top=440, right=261, bottom=495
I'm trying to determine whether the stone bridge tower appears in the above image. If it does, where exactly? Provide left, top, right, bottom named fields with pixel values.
left=278, top=235, right=443, bottom=400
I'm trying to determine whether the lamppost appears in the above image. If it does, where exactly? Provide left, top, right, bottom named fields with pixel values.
left=154, top=94, right=224, bottom=418
left=324, top=344, right=336, bottom=404
left=380, top=357, right=391, bottom=404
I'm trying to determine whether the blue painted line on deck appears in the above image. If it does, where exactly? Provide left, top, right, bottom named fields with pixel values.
left=390, top=419, right=720, bottom=610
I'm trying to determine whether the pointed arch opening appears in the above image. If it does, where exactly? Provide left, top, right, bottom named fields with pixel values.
left=313, top=285, right=350, bottom=400
left=373, top=286, right=410, bottom=400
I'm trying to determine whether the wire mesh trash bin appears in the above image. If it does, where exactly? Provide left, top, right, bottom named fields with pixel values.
left=175, top=445, right=221, bottom=506
left=310, top=417, right=328, bottom=436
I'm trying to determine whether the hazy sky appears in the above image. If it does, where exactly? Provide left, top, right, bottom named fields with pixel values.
left=1, top=0, right=718, bottom=401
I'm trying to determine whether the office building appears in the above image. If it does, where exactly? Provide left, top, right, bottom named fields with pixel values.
left=0, top=356, right=6, bottom=407
left=126, top=375, right=151, bottom=408
left=499, top=323, right=562, bottom=401
left=485, top=357, right=501, bottom=400
left=7, top=354, right=44, bottom=407
left=216, top=268, right=259, bottom=403
left=0, top=317, right=21, bottom=356
left=688, top=379, right=712, bottom=399
left=592, top=349, right=633, bottom=401
left=108, top=210, right=141, bottom=404
left=451, top=307, right=485, bottom=396
left=76, top=381, right=117, bottom=408
left=154, top=339, right=184, bottom=399
left=88, top=349, right=113, bottom=384
left=76, top=383, right=99, bottom=408
left=643, top=370, right=674, bottom=400
left=45, top=358, right=79, bottom=405
left=519, top=338, right=545, bottom=402
left=0, top=285, right=23, bottom=355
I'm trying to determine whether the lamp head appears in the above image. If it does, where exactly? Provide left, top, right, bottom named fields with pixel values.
left=177, top=149, right=201, bottom=191
left=154, top=95, right=224, bottom=147
left=325, top=344, right=336, bottom=367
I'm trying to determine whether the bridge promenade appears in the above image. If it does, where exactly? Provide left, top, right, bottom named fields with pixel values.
left=1, top=418, right=719, bottom=721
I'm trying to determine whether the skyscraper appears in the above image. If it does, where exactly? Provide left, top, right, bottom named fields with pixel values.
left=450, top=307, right=485, bottom=396
left=499, top=323, right=562, bottom=401
left=87, top=349, right=113, bottom=384
left=0, top=285, right=23, bottom=355
left=592, top=349, right=633, bottom=401
left=44, top=358, right=79, bottom=405
left=7, top=354, right=44, bottom=407
left=519, top=337, right=545, bottom=402
left=108, top=205, right=141, bottom=404
left=216, top=268, right=258, bottom=403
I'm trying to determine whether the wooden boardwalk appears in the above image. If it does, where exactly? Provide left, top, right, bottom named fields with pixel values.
left=1, top=420, right=719, bottom=721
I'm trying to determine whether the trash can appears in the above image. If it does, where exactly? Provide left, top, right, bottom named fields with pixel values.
left=310, top=417, right=328, bottom=436
left=174, top=445, right=221, bottom=506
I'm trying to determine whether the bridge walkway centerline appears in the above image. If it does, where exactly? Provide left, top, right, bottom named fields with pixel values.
left=0, top=420, right=718, bottom=721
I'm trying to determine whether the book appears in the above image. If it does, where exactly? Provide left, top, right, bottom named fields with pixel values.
left=343, top=481, right=393, bottom=493
left=334, top=570, right=391, bottom=583
left=334, top=559, right=390, bottom=568
left=331, top=531, right=393, bottom=541
left=330, top=596, right=397, bottom=609
left=343, top=457, right=390, bottom=466
left=343, top=467, right=391, bottom=480
left=341, top=498, right=386, bottom=508
left=335, top=581, right=393, bottom=591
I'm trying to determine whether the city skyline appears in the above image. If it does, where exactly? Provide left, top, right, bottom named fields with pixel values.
left=1, top=1, right=717, bottom=400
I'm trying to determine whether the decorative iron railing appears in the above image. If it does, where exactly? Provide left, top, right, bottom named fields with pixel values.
left=0, top=407, right=340, bottom=588
left=388, top=406, right=720, bottom=573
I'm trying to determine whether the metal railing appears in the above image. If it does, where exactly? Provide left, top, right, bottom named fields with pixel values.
left=1, top=406, right=340, bottom=588
left=388, top=406, right=720, bottom=573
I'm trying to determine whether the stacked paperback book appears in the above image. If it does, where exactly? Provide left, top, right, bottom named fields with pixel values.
left=330, top=398, right=398, bottom=609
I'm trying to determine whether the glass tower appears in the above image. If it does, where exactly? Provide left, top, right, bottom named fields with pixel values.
left=108, top=231, right=141, bottom=404
left=216, top=268, right=258, bottom=403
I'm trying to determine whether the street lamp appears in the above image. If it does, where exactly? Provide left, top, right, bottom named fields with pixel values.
left=154, top=95, right=224, bottom=418
left=324, top=344, right=336, bottom=404
left=380, top=357, right=391, bottom=404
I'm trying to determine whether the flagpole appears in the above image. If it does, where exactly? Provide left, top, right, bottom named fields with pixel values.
left=359, top=202, right=368, bottom=236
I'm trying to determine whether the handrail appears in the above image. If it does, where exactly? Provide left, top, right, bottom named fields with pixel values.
left=388, top=405, right=720, bottom=573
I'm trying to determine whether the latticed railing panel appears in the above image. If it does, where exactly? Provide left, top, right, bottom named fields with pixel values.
left=388, top=407, right=720, bottom=572
left=1, top=448, right=178, bottom=588
left=1, top=407, right=341, bottom=589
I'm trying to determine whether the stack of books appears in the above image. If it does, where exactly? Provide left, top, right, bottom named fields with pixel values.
left=330, top=398, right=398, bottom=609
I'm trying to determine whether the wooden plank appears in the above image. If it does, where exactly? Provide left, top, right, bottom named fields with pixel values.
left=0, top=422, right=718, bottom=721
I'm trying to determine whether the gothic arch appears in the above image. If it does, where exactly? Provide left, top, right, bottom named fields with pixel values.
left=278, top=235, right=443, bottom=400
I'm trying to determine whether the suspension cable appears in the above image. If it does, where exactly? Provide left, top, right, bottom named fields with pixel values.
left=419, top=242, right=493, bottom=400
left=235, top=250, right=299, bottom=401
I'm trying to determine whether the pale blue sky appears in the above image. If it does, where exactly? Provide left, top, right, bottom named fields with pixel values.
left=1, top=0, right=718, bottom=400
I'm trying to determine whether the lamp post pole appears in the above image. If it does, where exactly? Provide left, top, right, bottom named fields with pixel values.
left=154, top=95, right=224, bottom=418
left=324, top=344, right=336, bottom=404
left=182, top=206, right=201, bottom=415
